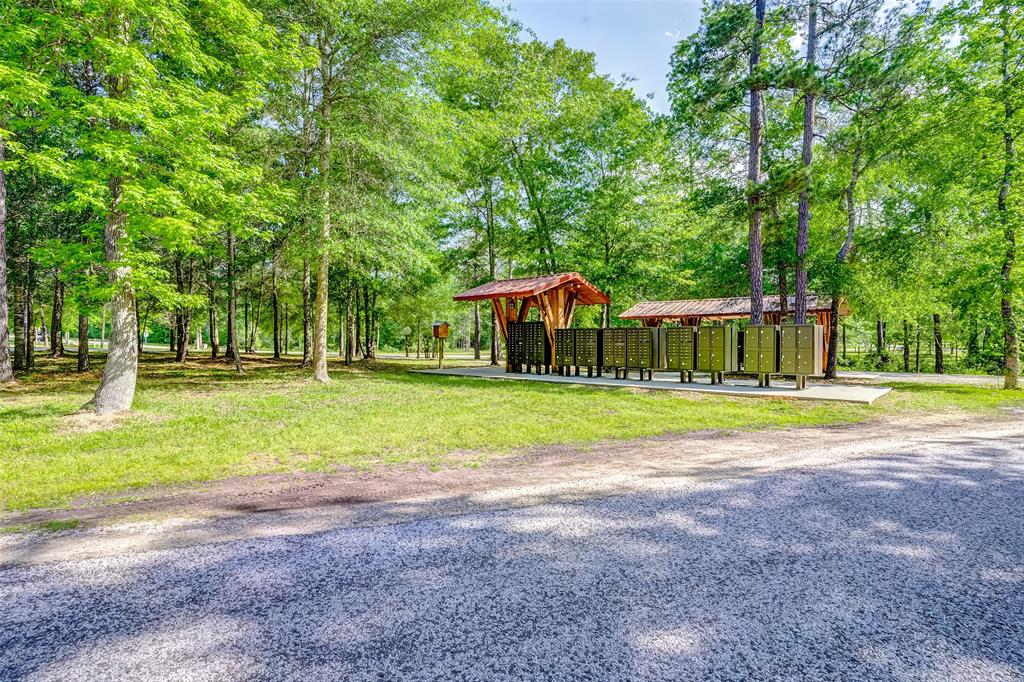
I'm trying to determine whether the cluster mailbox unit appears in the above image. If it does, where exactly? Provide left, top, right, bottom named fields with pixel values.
left=507, top=321, right=550, bottom=375
left=575, top=329, right=602, bottom=376
left=780, top=324, right=824, bottom=389
left=602, top=328, right=627, bottom=378
left=623, top=328, right=660, bottom=380
left=554, top=328, right=575, bottom=374
left=664, top=326, right=698, bottom=382
left=744, top=325, right=780, bottom=387
left=543, top=321, right=825, bottom=391
left=696, top=325, right=739, bottom=384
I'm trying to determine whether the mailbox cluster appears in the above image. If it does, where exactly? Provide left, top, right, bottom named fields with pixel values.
left=696, top=326, right=738, bottom=384
left=555, top=328, right=603, bottom=377
left=665, top=326, right=698, bottom=382
left=781, top=324, right=824, bottom=389
left=744, top=325, right=779, bottom=387
left=544, top=323, right=825, bottom=390
left=507, top=321, right=550, bottom=374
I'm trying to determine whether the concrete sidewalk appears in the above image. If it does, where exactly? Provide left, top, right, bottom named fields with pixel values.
left=415, top=365, right=892, bottom=404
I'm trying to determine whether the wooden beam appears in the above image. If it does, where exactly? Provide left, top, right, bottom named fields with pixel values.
left=491, top=298, right=508, bottom=342
left=538, top=291, right=558, bottom=359
left=516, top=297, right=532, bottom=323
left=561, top=290, right=577, bottom=328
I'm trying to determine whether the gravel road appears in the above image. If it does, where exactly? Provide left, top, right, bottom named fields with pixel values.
left=3, top=428, right=1023, bottom=681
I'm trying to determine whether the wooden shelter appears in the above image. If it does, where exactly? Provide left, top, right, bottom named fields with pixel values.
left=453, top=273, right=609, bottom=366
left=619, top=294, right=849, bottom=366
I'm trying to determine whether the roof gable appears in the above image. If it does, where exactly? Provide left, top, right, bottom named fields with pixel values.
left=454, top=272, right=610, bottom=306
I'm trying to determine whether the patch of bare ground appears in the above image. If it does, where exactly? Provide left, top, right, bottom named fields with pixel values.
left=3, top=409, right=1017, bottom=533
left=56, top=411, right=169, bottom=435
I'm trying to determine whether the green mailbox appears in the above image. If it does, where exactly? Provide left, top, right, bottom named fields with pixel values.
left=602, top=328, right=627, bottom=378
left=665, top=327, right=697, bottom=382
left=523, top=321, right=549, bottom=374
left=780, top=324, right=824, bottom=389
left=574, top=328, right=602, bottom=376
left=555, top=328, right=575, bottom=373
left=744, top=324, right=780, bottom=386
left=624, top=328, right=659, bottom=380
left=697, top=325, right=738, bottom=384
left=506, top=321, right=525, bottom=373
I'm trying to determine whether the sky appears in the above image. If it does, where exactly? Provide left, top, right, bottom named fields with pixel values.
left=505, top=0, right=704, bottom=114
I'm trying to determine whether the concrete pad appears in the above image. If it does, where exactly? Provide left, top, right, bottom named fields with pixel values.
left=414, top=365, right=891, bottom=404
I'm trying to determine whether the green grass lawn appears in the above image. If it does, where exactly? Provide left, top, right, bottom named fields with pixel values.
left=2, top=353, right=1022, bottom=512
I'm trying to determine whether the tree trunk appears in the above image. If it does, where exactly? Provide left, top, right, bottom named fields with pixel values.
left=998, top=7, right=1018, bottom=389
left=174, top=258, right=194, bottom=363
left=312, top=73, right=331, bottom=383
left=77, top=312, right=90, bottom=371
left=50, top=273, right=64, bottom=357
left=473, top=301, right=481, bottom=360
left=90, top=175, right=138, bottom=414
left=25, top=283, right=34, bottom=370
left=284, top=302, right=289, bottom=354
left=338, top=290, right=345, bottom=357
left=777, top=258, right=789, bottom=320
left=354, top=291, right=363, bottom=358
left=38, top=305, right=47, bottom=350
left=301, top=258, right=312, bottom=368
left=362, top=285, right=371, bottom=360
left=207, top=262, right=219, bottom=359
left=876, top=318, right=885, bottom=357
left=272, top=250, right=281, bottom=359
left=485, top=185, right=499, bottom=366
left=248, top=270, right=265, bottom=354
left=825, top=297, right=840, bottom=379
left=824, top=145, right=862, bottom=379
left=747, top=0, right=766, bottom=325
left=0, top=136, right=11, bottom=382
left=915, top=325, right=921, bottom=373
left=135, top=299, right=142, bottom=353
left=794, top=0, right=817, bottom=325
left=902, top=319, right=910, bottom=373
left=12, top=275, right=24, bottom=372
left=226, top=229, right=242, bottom=373
left=933, top=313, right=944, bottom=374
left=345, top=285, right=354, bottom=366
left=169, top=312, right=177, bottom=355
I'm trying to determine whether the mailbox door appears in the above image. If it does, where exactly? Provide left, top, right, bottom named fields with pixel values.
left=709, top=327, right=723, bottom=371
left=759, top=326, right=778, bottom=373
left=696, top=328, right=710, bottom=371
left=679, top=327, right=696, bottom=370
left=665, top=328, right=679, bottom=370
left=604, top=329, right=625, bottom=366
left=555, top=329, right=572, bottom=366
left=743, top=328, right=760, bottom=372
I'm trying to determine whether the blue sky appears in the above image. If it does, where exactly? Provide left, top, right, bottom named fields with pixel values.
left=506, top=0, right=704, bottom=114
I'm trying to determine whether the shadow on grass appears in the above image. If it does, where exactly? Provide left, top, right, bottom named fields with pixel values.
left=2, top=438, right=1022, bottom=679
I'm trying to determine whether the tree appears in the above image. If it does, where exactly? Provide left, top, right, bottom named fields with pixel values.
left=749, top=0, right=768, bottom=324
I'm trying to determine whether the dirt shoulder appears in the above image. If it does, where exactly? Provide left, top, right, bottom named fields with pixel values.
left=2, top=410, right=1021, bottom=566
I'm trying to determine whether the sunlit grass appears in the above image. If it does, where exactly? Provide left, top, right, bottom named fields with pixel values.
left=1, top=353, right=1021, bottom=511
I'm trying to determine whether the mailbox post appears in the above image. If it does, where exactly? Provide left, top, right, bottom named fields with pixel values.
left=431, top=321, right=449, bottom=368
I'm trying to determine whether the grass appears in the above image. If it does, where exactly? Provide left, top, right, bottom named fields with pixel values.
left=2, top=352, right=1022, bottom=512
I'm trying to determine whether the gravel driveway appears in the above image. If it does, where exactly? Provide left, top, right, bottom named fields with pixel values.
left=3, top=431, right=1023, bottom=681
